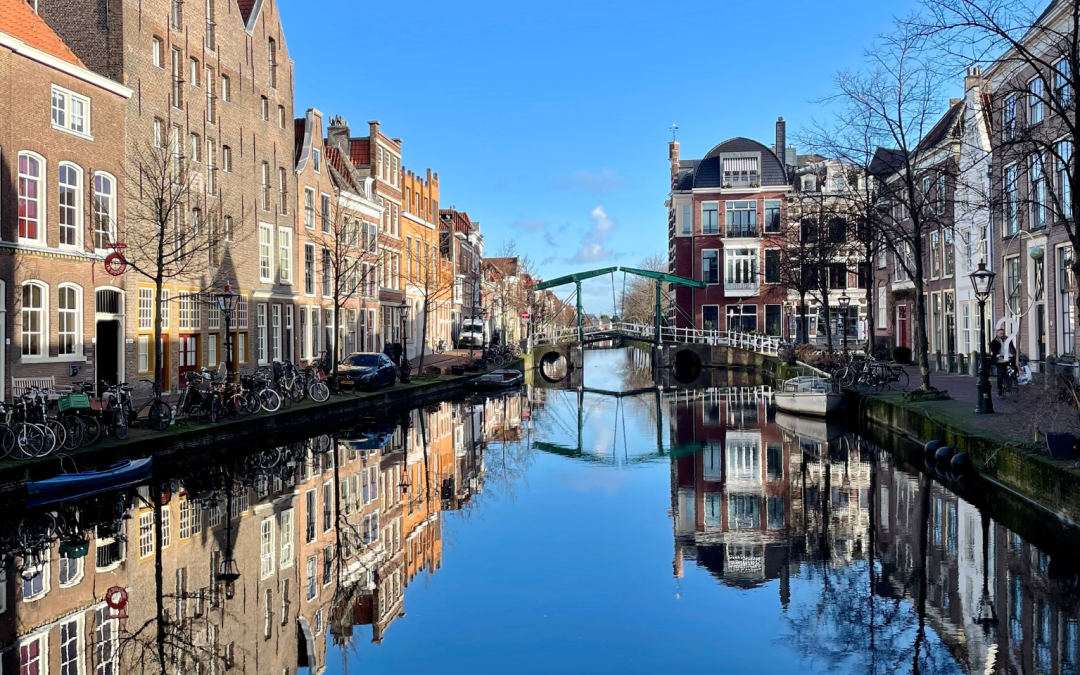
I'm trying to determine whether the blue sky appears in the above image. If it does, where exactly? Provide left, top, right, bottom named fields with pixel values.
left=280, top=0, right=935, bottom=310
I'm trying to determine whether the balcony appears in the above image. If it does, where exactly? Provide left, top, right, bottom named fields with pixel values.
left=725, top=225, right=760, bottom=239
left=724, top=280, right=759, bottom=297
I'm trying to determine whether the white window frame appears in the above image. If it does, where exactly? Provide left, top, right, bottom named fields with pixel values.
left=57, top=283, right=83, bottom=358
left=272, top=304, right=282, bottom=362
left=259, top=223, right=273, bottom=282
left=260, top=517, right=275, bottom=580
left=51, top=85, right=92, bottom=139
left=304, top=187, right=316, bottom=229
left=18, top=151, right=46, bottom=245
left=1029, top=75, right=1045, bottom=125
left=93, top=171, right=117, bottom=252
left=257, top=303, right=268, bottom=365
left=18, top=633, right=49, bottom=675
left=21, top=281, right=48, bottom=361
left=304, top=243, right=317, bottom=296
left=279, top=508, right=294, bottom=568
left=278, top=227, right=293, bottom=284
left=57, top=161, right=83, bottom=250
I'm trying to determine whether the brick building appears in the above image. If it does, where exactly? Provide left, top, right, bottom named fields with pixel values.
left=667, top=119, right=793, bottom=335
left=35, top=0, right=299, bottom=391
left=400, top=166, right=451, bottom=359
left=439, top=207, right=484, bottom=344
left=0, top=0, right=133, bottom=398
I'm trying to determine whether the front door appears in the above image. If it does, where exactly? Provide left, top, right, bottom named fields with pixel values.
left=1037, top=304, right=1047, bottom=361
left=897, top=306, right=910, bottom=349
left=178, top=334, right=199, bottom=382
left=96, top=320, right=121, bottom=389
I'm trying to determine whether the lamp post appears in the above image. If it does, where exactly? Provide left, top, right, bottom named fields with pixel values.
left=399, top=301, right=411, bottom=383
left=970, top=261, right=996, bottom=414
left=973, top=509, right=998, bottom=634
left=217, top=283, right=240, bottom=382
left=838, top=293, right=851, bottom=356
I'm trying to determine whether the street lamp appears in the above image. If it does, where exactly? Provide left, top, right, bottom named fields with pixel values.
left=838, top=293, right=851, bottom=356
left=970, top=261, right=996, bottom=414
left=973, top=510, right=998, bottom=633
left=217, top=283, right=240, bottom=382
left=398, top=301, right=411, bottom=383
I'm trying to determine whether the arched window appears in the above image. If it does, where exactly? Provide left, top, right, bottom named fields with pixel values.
left=21, top=282, right=46, bottom=357
left=18, top=153, right=44, bottom=242
left=57, top=284, right=81, bottom=355
left=95, top=288, right=123, bottom=315
left=58, top=163, right=81, bottom=248
left=93, top=172, right=116, bottom=250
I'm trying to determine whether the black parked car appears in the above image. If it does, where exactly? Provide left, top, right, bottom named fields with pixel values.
left=336, top=352, right=397, bottom=391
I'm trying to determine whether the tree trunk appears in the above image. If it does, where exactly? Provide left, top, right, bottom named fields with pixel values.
left=152, top=484, right=167, bottom=675
left=154, top=276, right=165, bottom=394
left=914, top=271, right=933, bottom=391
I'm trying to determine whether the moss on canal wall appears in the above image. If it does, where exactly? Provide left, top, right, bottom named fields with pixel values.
left=851, top=389, right=1080, bottom=526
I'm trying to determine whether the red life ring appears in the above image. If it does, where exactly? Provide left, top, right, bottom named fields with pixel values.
left=105, top=586, right=128, bottom=610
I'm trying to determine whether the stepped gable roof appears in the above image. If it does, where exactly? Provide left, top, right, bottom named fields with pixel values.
left=0, top=0, right=84, bottom=67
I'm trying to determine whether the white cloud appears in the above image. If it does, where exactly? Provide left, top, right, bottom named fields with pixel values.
left=569, top=206, right=619, bottom=264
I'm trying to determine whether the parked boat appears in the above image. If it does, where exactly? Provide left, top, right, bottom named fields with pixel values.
left=773, top=376, right=844, bottom=417
left=468, top=369, right=524, bottom=390
left=775, top=411, right=845, bottom=444
left=27, top=458, right=153, bottom=506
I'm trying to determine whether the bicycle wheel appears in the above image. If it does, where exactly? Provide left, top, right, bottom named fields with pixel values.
left=113, top=410, right=129, bottom=440
left=243, top=391, right=261, bottom=415
left=259, top=388, right=282, bottom=413
left=836, top=367, right=855, bottom=388
left=277, top=385, right=294, bottom=410
left=225, top=394, right=243, bottom=420
left=60, top=415, right=84, bottom=451
left=35, top=425, right=57, bottom=457
left=888, top=367, right=910, bottom=391
left=308, top=382, right=329, bottom=403
left=80, top=415, right=102, bottom=446
left=148, top=401, right=172, bottom=431
left=45, top=419, right=67, bottom=451
left=0, top=424, right=16, bottom=458
left=208, top=397, right=219, bottom=424
left=15, top=424, right=47, bottom=459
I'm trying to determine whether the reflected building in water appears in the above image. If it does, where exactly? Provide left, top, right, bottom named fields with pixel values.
left=0, top=394, right=508, bottom=674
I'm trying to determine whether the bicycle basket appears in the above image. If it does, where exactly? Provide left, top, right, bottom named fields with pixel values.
left=58, top=393, right=91, bottom=411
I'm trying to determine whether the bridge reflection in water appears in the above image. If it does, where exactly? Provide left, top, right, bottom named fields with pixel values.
left=0, top=348, right=1078, bottom=673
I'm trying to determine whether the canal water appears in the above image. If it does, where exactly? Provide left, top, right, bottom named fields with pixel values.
left=2, top=348, right=1078, bottom=674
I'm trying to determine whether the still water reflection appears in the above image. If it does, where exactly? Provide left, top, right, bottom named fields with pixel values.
left=2, top=348, right=1079, bottom=674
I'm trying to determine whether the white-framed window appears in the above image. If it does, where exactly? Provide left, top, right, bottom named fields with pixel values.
left=278, top=227, right=293, bottom=284
left=261, top=95, right=269, bottom=121
left=304, top=187, right=316, bottom=229
left=259, top=223, right=273, bottom=282
left=138, top=511, right=155, bottom=559
left=877, top=283, right=887, bottom=329
left=21, top=281, right=46, bottom=358
left=304, top=243, right=316, bottom=296
left=19, top=634, right=48, bottom=674
left=260, top=517, right=275, bottom=579
left=52, top=85, right=90, bottom=137
left=725, top=200, right=758, bottom=237
left=206, top=138, right=216, bottom=194
left=206, top=65, right=216, bottom=124
left=57, top=284, right=81, bottom=356
left=220, top=73, right=230, bottom=102
left=268, top=37, right=277, bottom=88
left=94, top=606, right=119, bottom=675
left=321, top=193, right=332, bottom=232
left=272, top=304, right=282, bottom=362
left=58, top=553, right=83, bottom=588
left=159, top=288, right=170, bottom=329
left=278, top=104, right=286, bottom=129
left=189, top=132, right=200, bottom=163
left=171, top=46, right=183, bottom=109
left=257, top=303, right=268, bottom=364
left=160, top=505, right=172, bottom=550
left=1031, top=153, right=1047, bottom=230
left=306, top=555, right=317, bottom=600
left=137, top=287, right=154, bottom=330
left=322, top=248, right=333, bottom=297
left=279, top=508, right=294, bottom=568
left=152, top=36, right=163, bottom=68
left=1055, top=57, right=1072, bottom=107
left=221, top=145, right=232, bottom=173
left=1004, top=93, right=1017, bottom=139
left=1058, top=139, right=1074, bottom=220
left=1029, top=76, right=1045, bottom=125
left=1004, top=163, right=1019, bottom=236
left=189, top=56, right=199, bottom=87
left=59, top=616, right=83, bottom=675
left=725, top=248, right=757, bottom=287
left=18, top=152, right=44, bottom=243
left=58, top=162, right=81, bottom=248
left=313, top=148, right=321, bottom=173
left=138, top=335, right=149, bottom=372
left=93, top=172, right=116, bottom=250
left=702, top=249, right=719, bottom=284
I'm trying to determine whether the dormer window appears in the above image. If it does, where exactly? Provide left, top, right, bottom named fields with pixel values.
left=722, top=157, right=759, bottom=188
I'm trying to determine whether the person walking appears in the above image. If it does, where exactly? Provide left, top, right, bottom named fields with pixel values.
left=989, top=328, right=1016, bottom=396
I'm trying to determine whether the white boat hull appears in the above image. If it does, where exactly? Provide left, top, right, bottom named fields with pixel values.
left=773, top=392, right=844, bottom=417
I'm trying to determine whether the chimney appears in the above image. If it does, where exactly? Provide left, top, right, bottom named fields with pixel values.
left=775, top=117, right=787, bottom=166
left=964, top=66, right=984, bottom=96
left=326, top=116, right=350, bottom=155
left=669, top=140, right=680, bottom=187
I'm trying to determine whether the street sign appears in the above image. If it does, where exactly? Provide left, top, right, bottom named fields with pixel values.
left=521, top=311, right=530, bottom=319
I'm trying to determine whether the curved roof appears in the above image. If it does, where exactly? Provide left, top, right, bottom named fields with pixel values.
left=692, top=137, right=789, bottom=188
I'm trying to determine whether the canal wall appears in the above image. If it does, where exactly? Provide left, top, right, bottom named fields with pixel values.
left=0, top=374, right=479, bottom=496
left=849, top=389, right=1080, bottom=528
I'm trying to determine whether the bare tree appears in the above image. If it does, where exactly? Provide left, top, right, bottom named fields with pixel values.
left=407, top=226, right=455, bottom=376
left=817, top=21, right=955, bottom=389
left=619, top=253, right=669, bottom=325
left=124, top=139, right=237, bottom=389
left=913, top=0, right=1080, bottom=361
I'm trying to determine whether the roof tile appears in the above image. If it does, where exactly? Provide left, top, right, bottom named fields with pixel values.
left=0, top=0, right=84, bottom=67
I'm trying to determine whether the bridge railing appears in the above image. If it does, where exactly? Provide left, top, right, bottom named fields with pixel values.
left=530, top=323, right=781, bottom=357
